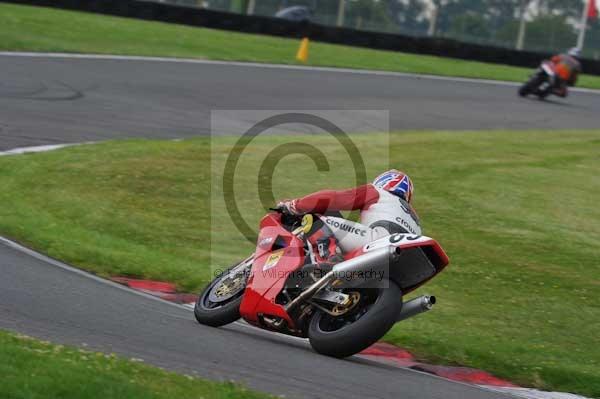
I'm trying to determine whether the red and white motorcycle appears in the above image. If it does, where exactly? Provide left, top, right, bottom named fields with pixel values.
left=195, top=208, right=449, bottom=358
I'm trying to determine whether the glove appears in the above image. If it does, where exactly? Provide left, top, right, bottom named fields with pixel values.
left=276, top=199, right=300, bottom=215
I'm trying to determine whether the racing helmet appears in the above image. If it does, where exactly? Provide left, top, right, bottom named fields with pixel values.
left=372, top=169, right=414, bottom=203
left=568, top=47, right=581, bottom=59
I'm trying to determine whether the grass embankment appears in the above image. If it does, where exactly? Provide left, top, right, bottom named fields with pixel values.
left=2, top=3, right=600, bottom=89
left=0, top=131, right=599, bottom=396
left=0, top=330, right=270, bottom=399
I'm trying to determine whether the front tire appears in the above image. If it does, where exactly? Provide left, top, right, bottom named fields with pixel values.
left=194, top=259, right=251, bottom=327
left=519, top=74, right=543, bottom=97
left=308, top=281, right=402, bottom=358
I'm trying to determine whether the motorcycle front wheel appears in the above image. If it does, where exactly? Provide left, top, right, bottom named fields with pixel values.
left=519, top=74, right=543, bottom=97
left=308, top=280, right=402, bottom=358
left=194, top=258, right=251, bottom=327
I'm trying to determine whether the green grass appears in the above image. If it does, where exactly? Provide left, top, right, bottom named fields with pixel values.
left=0, top=330, right=271, bottom=399
left=2, top=3, right=600, bottom=89
left=0, top=131, right=599, bottom=397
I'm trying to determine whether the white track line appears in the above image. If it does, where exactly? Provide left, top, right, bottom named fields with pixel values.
left=0, top=143, right=79, bottom=156
left=481, top=386, right=590, bottom=399
left=2, top=51, right=600, bottom=95
left=0, top=236, right=191, bottom=312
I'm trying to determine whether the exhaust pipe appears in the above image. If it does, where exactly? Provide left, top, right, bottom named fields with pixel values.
left=396, top=295, right=436, bottom=322
left=285, top=246, right=398, bottom=313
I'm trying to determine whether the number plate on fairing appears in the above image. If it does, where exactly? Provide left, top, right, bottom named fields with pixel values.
left=363, top=233, right=437, bottom=289
left=363, top=233, right=431, bottom=252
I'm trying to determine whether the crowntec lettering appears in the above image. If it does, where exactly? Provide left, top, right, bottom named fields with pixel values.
left=326, top=219, right=367, bottom=237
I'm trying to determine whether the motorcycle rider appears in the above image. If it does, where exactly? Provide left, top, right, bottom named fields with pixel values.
left=547, top=47, right=582, bottom=98
left=277, top=169, right=420, bottom=265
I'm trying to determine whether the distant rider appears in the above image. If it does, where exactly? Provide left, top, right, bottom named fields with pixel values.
left=277, top=170, right=421, bottom=265
left=548, top=47, right=582, bottom=98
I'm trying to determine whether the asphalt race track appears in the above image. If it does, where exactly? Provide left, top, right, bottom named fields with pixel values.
left=0, top=240, right=511, bottom=399
left=1, top=53, right=598, bottom=399
left=1, top=53, right=600, bottom=150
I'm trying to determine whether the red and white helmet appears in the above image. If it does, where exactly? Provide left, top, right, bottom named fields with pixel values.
left=372, top=169, right=414, bottom=203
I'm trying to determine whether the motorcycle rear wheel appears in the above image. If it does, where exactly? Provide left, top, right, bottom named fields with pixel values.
left=308, top=280, right=402, bottom=358
left=194, top=259, right=250, bottom=327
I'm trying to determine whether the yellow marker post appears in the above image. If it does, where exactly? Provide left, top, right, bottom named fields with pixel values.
left=296, top=37, right=310, bottom=63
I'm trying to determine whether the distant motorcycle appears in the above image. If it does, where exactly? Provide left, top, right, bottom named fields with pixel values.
left=194, top=207, right=449, bottom=358
left=519, top=60, right=559, bottom=99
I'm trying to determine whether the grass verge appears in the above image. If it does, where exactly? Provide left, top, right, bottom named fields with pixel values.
left=1, top=3, right=600, bottom=89
left=0, top=131, right=599, bottom=396
left=0, top=330, right=270, bottom=399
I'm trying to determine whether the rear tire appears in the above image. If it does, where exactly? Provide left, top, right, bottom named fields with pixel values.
left=194, top=260, right=250, bottom=327
left=536, top=86, right=552, bottom=100
left=308, top=280, right=402, bottom=358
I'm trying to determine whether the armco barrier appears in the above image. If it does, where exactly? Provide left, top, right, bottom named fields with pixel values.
left=4, top=0, right=600, bottom=76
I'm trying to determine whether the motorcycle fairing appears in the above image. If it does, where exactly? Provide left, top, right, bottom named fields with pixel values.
left=541, top=61, right=556, bottom=78
left=360, top=233, right=449, bottom=293
left=239, top=213, right=305, bottom=329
